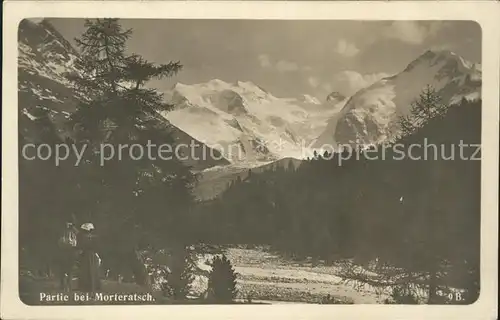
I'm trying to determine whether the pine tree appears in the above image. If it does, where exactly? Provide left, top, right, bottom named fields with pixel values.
left=163, top=246, right=196, bottom=300
left=312, top=224, right=333, bottom=261
left=399, top=84, right=448, bottom=137
left=67, top=18, right=196, bottom=283
left=207, top=254, right=238, bottom=303
left=286, top=159, right=296, bottom=173
left=396, top=86, right=450, bottom=303
left=19, top=110, right=68, bottom=275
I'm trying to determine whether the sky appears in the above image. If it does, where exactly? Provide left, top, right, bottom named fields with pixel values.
left=48, top=19, right=481, bottom=100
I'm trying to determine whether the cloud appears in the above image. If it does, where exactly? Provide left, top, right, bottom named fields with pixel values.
left=331, top=70, right=389, bottom=95
left=308, top=76, right=320, bottom=88
left=321, top=83, right=333, bottom=93
left=258, top=54, right=299, bottom=73
left=276, top=60, right=299, bottom=72
left=334, top=39, right=360, bottom=57
left=382, top=21, right=443, bottom=45
left=258, top=54, right=272, bottom=68
left=428, top=44, right=454, bottom=52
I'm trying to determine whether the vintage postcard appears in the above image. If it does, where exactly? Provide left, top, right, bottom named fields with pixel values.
left=1, top=1, right=499, bottom=319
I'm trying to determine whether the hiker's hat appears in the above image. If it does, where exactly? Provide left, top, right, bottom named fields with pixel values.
left=81, top=222, right=95, bottom=231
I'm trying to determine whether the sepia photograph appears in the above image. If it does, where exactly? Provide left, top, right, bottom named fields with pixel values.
left=2, top=1, right=499, bottom=319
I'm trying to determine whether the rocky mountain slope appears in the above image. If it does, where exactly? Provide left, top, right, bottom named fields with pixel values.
left=18, top=18, right=229, bottom=171
left=316, top=49, right=482, bottom=147
left=161, top=80, right=339, bottom=165
left=18, top=19, right=81, bottom=140
left=19, top=19, right=481, bottom=199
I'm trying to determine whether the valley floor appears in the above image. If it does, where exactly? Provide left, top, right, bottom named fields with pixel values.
left=194, top=247, right=390, bottom=304
left=19, top=246, right=391, bottom=305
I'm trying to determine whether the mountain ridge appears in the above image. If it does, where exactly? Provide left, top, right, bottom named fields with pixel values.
left=315, top=49, right=481, bottom=147
left=18, top=19, right=229, bottom=171
left=161, top=78, right=337, bottom=165
left=18, top=20, right=481, bottom=199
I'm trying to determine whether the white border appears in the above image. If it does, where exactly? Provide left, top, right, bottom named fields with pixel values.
left=2, top=1, right=499, bottom=319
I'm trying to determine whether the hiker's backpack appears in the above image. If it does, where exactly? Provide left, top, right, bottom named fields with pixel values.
left=59, top=229, right=77, bottom=247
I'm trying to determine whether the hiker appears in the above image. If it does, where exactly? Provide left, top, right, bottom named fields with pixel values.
left=57, top=222, right=78, bottom=291
left=77, top=222, right=101, bottom=292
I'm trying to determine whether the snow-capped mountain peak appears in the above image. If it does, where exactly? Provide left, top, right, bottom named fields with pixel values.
left=18, top=20, right=230, bottom=171
left=300, top=94, right=322, bottom=105
left=316, top=49, right=481, bottom=146
left=162, top=80, right=333, bottom=164
left=19, top=19, right=81, bottom=87
left=402, top=49, right=481, bottom=85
